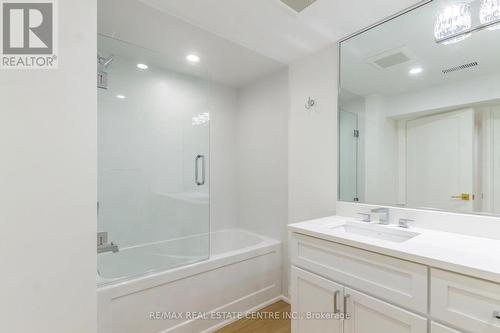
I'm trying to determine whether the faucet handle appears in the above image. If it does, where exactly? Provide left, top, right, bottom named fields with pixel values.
left=398, top=218, right=414, bottom=229
left=357, top=213, right=371, bottom=223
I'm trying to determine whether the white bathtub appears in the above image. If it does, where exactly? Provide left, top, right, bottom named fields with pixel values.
left=98, top=229, right=282, bottom=333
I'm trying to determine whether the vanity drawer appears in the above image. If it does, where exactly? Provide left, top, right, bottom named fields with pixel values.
left=431, top=269, right=500, bottom=333
left=290, top=233, right=428, bottom=313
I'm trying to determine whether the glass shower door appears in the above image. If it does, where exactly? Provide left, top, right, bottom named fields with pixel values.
left=97, top=35, right=210, bottom=284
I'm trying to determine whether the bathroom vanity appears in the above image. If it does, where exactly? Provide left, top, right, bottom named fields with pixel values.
left=288, top=215, right=500, bottom=333
left=324, top=0, right=500, bottom=330
left=293, top=0, right=500, bottom=331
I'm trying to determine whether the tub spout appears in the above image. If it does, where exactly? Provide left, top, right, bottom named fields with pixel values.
left=97, top=242, right=119, bottom=254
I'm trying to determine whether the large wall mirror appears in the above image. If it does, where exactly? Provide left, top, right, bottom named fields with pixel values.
left=339, top=0, right=500, bottom=215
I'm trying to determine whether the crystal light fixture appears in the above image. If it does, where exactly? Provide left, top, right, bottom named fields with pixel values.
left=480, top=0, right=500, bottom=30
left=434, top=3, right=472, bottom=44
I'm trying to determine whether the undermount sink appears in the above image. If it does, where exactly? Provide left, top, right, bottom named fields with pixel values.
left=330, top=222, right=420, bottom=243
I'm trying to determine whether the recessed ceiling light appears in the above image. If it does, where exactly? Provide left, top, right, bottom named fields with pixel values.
left=409, top=67, right=423, bottom=75
left=186, top=54, right=200, bottom=63
left=137, top=63, right=148, bottom=70
left=116, top=94, right=126, bottom=99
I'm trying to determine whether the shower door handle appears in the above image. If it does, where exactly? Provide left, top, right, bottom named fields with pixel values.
left=195, top=155, right=205, bottom=186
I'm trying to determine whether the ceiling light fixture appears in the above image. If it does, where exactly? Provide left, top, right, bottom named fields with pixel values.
left=480, top=0, right=500, bottom=30
left=434, top=3, right=472, bottom=45
left=186, top=54, right=200, bottom=63
left=116, top=94, right=126, bottom=99
left=137, top=63, right=148, bottom=70
left=409, top=67, right=423, bottom=75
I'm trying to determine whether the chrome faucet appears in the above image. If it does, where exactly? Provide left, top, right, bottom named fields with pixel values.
left=97, top=232, right=119, bottom=254
left=371, top=207, right=390, bottom=225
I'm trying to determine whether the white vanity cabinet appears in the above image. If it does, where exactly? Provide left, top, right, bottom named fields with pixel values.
left=290, top=232, right=500, bottom=333
left=291, top=266, right=427, bottom=333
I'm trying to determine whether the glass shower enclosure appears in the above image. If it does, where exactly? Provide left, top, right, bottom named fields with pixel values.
left=96, top=35, right=210, bottom=284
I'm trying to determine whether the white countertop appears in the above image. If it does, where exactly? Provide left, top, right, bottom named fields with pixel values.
left=288, top=216, right=500, bottom=284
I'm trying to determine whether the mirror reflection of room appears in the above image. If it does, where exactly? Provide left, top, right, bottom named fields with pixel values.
left=339, top=0, right=500, bottom=215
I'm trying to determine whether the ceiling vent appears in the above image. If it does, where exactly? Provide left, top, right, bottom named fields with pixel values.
left=442, top=61, right=478, bottom=74
left=366, top=46, right=416, bottom=70
left=280, top=0, right=317, bottom=13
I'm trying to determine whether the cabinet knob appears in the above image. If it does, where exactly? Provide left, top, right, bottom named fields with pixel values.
left=494, top=311, right=500, bottom=319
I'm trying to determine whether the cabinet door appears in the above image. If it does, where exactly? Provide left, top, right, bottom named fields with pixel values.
left=343, top=288, right=427, bottom=333
left=291, top=267, right=344, bottom=333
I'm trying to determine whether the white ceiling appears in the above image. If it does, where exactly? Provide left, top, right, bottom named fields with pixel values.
left=139, top=0, right=420, bottom=63
left=340, top=0, right=500, bottom=97
left=98, top=0, right=285, bottom=87
left=99, top=0, right=422, bottom=87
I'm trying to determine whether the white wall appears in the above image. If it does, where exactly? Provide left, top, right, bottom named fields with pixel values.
left=288, top=45, right=338, bottom=224
left=287, top=45, right=338, bottom=297
left=235, top=69, right=289, bottom=297
left=236, top=70, right=289, bottom=240
left=235, top=45, right=339, bottom=297
left=0, top=1, right=97, bottom=332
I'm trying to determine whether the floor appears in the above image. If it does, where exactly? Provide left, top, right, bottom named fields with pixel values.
left=215, top=301, right=291, bottom=333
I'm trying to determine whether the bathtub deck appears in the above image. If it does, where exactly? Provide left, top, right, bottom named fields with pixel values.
left=215, top=301, right=290, bottom=333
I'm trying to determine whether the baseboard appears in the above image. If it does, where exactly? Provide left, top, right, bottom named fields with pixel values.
left=203, top=295, right=285, bottom=333
left=160, top=285, right=282, bottom=333
left=279, top=295, right=291, bottom=304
